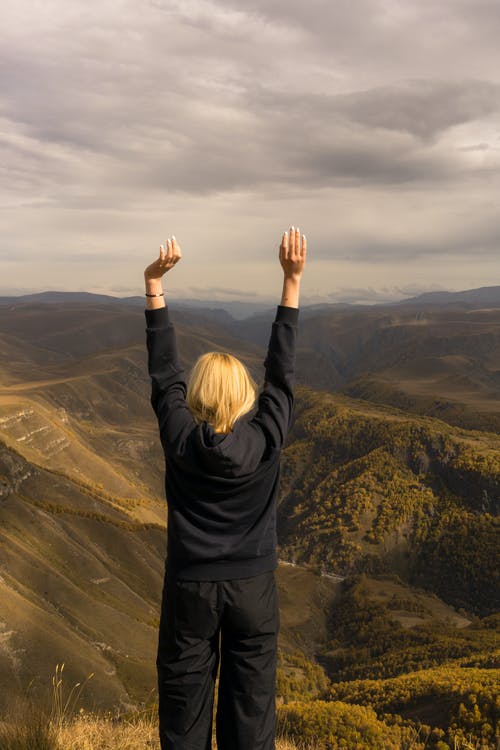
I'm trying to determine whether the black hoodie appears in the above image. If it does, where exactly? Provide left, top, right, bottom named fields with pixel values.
left=145, top=303, right=299, bottom=580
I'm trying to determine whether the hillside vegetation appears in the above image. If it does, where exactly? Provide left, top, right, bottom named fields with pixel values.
left=280, top=385, right=500, bottom=617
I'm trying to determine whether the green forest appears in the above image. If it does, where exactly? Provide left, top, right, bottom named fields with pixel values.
left=275, top=386, right=499, bottom=749
left=275, top=577, right=499, bottom=749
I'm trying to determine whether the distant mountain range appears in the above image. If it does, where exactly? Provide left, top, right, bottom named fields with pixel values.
left=2, top=283, right=500, bottom=319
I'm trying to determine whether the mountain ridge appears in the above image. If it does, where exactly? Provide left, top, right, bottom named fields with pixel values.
left=2, top=283, right=500, bottom=320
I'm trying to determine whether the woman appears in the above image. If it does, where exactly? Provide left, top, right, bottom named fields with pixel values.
left=144, top=226, right=307, bottom=750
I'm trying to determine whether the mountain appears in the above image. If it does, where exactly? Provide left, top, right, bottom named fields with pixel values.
left=391, top=284, right=500, bottom=307
left=3, top=281, right=500, bottom=317
left=0, top=291, right=277, bottom=322
left=279, top=384, right=499, bottom=617
left=229, top=297, right=500, bottom=432
left=0, top=293, right=498, bottom=747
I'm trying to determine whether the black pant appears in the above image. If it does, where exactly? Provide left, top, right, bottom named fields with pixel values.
left=156, top=567, right=280, bottom=750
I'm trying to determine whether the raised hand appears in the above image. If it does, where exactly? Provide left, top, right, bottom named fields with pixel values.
left=279, top=226, right=306, bottom=279
left=144, top=236, right=182, bottom=280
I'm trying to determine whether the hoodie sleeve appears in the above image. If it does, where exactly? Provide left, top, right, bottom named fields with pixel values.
left=144, top=305, right=195, bottom=454
left=250, top=304, right=299, bottom=451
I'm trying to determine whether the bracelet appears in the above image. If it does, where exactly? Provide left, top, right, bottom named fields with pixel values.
left=145, top=292, right=164, bottom=297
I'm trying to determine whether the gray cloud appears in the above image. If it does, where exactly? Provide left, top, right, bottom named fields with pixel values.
left=0, top=0, right=499, bottom=298
left=2, top=1, right=500, bottom=197
left=331, top=80, right=500, bottom=140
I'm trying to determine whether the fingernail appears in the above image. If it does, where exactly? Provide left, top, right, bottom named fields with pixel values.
left=172, top=235, right=176, bottom=240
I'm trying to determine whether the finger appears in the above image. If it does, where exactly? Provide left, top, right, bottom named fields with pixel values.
left=280, top=230, right=288, bottom=263
left=280, top=229, right=288, bottom=253
left=289, top=225, right=295, bottom=255
left=166, top=238, right=174, bottom=260
left=167, top=237, right=180, bottom=264
left=172, top=235, right=181, bottom=257
left=159, top=244, right=165, bottom=260
left=301, top=233, right=307, bottom=257
left=294, top=227, right=300, bottom=256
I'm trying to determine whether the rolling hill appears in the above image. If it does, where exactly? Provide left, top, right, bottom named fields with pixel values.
left=0, top=292, right=498, bottom=747
left=228, top=289, right=500, bottom=432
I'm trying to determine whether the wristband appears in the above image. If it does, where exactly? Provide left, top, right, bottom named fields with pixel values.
left=145, top=292, right=164, bottom=297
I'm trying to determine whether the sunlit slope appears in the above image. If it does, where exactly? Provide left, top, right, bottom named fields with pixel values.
left=0, top=439, right=167, bottom=713
left=0, top=435, right=341, bottom=714
left=0, top=301, right=266, bottom=502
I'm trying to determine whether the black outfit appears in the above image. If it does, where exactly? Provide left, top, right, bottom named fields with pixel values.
left=145, top=302, right=299, bottom=749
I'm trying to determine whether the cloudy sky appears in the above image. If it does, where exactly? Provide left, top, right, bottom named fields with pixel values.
left=1, top=0, right=500, bottom=305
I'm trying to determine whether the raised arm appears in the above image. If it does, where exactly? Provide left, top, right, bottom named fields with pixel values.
left=279, top=226, right=305, bottom=308
left=144, top=235, right=181, bottom=307
left=143, top=237, right=195, bottom=454
left=250, top=226, right=307, bottom=450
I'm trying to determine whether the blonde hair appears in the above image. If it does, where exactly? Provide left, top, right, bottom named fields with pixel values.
left=186, top=351, right=259, bottom=433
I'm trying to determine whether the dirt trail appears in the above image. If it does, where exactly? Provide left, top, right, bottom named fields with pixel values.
left=0, top=369, right=119, bottom=392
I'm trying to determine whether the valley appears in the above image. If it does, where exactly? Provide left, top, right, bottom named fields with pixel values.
left=0, top=292, right=498, bottom=748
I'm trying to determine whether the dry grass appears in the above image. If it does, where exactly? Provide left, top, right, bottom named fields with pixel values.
left=0, top=709, right=305, bottom=750
left=57, top=712, right=161, bottom=749
left=56, top=713, right=304, bottom=750
left=0, top=662, right=307, bottom=750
